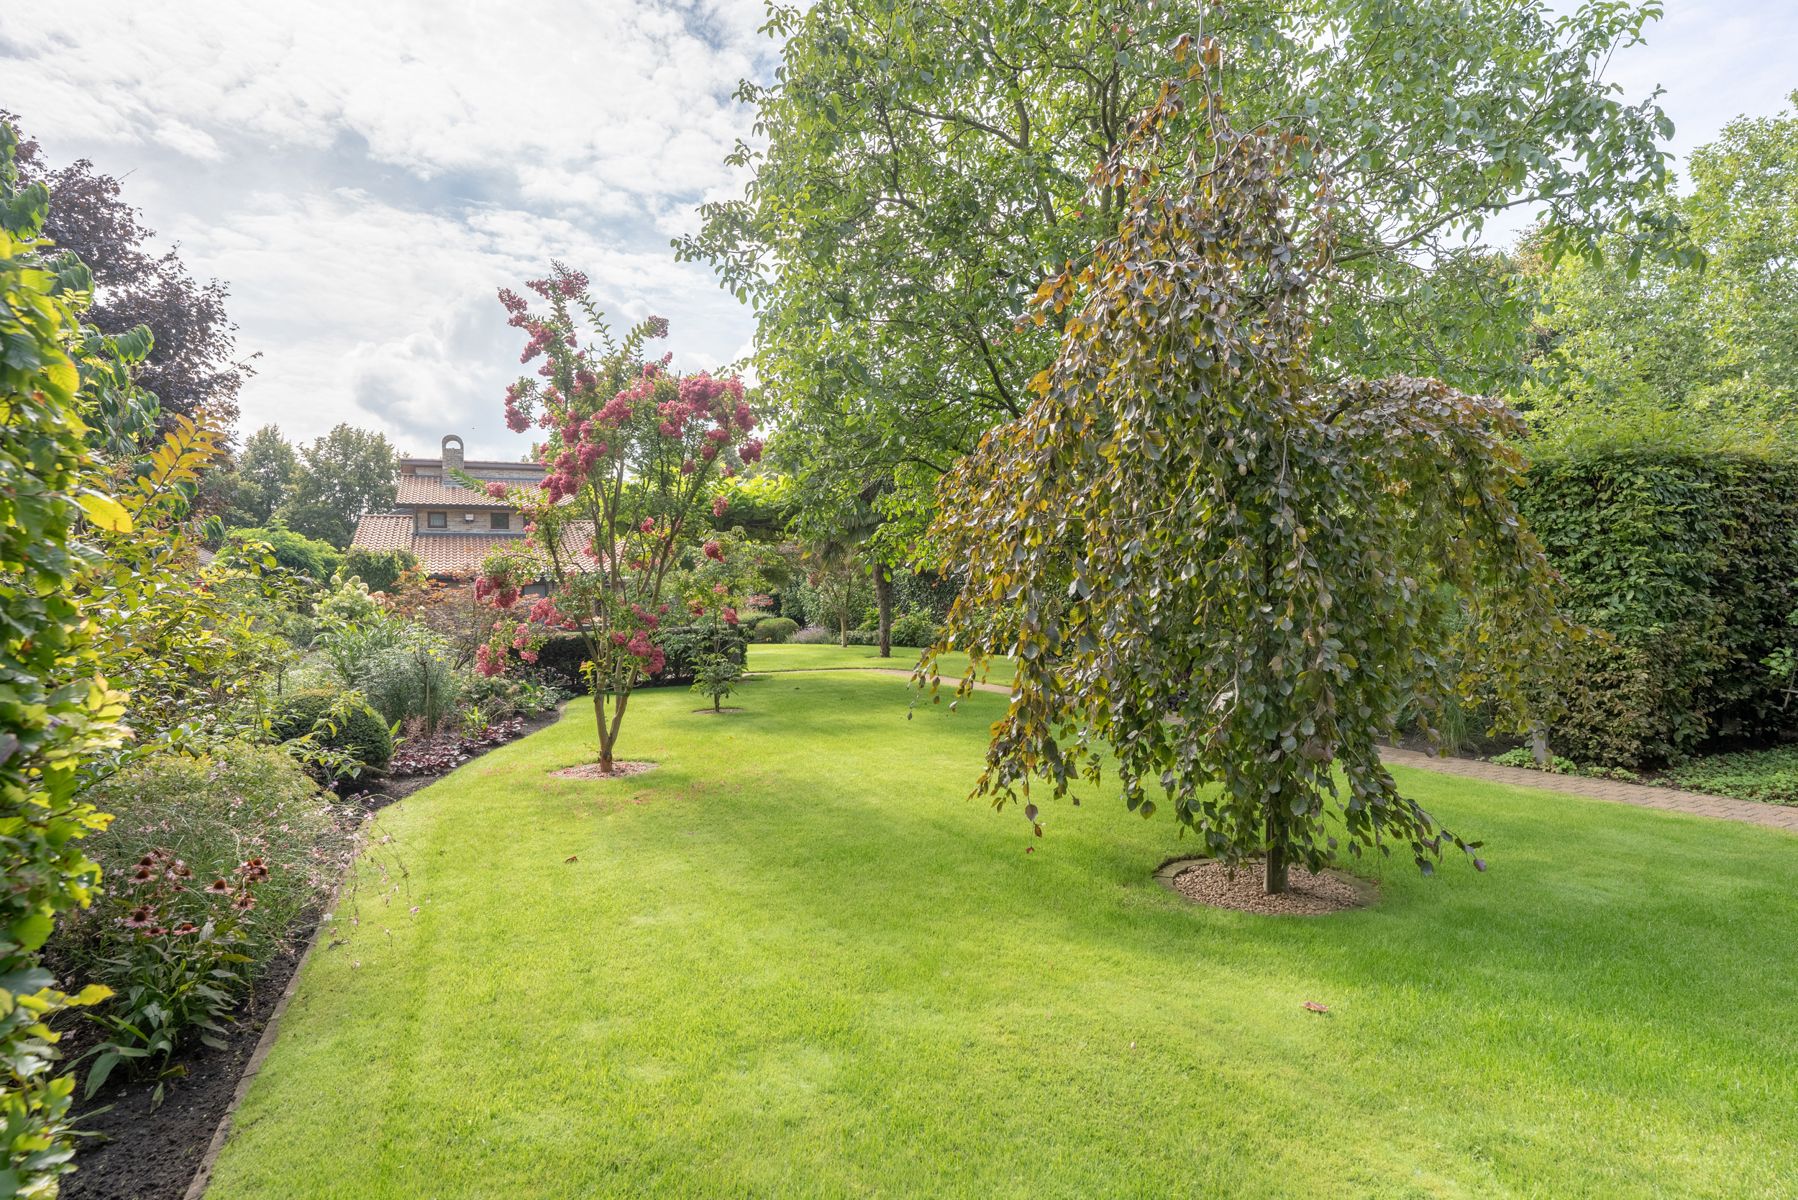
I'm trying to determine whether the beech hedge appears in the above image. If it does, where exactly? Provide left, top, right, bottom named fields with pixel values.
left=1521, top=448, right=1798, bottom=765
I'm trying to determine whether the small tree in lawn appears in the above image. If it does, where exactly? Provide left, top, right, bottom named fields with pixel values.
left=677, top=527, right=777, bottom=712
left=923, top=52, right=1570, bottom=894
left=474, top=266, right=762, bottom=771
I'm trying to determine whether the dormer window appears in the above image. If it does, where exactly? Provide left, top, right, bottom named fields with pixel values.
left=427, top=511, right=447, bottom=529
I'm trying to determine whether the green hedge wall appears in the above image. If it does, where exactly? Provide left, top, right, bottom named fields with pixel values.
left=534, top=625, right=748, bottom=694
left=1520, top=449, right=1798, bottom=765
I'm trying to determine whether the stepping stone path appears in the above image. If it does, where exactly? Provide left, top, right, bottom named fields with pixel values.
left=812, top=667, right=1798, bottom=835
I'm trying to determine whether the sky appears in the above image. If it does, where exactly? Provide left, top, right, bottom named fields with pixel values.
left=2, top=0, right=1794, bottom=461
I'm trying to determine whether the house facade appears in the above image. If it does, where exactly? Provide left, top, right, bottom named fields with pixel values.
left=351, top=435, right=543, bottom=578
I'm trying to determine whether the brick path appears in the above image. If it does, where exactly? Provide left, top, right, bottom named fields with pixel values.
left=793, top=666, right=1798, bottom=835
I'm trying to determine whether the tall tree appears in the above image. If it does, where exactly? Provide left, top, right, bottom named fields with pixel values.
left=1522, top=92, right=1798, bottom=425
left=8, top=115, right=252, bottom=438
left=278, top=424, right=397, bottom=548
left=924, top=62, right=1567, bottom=894
left=679, top=0, right=1674, bottom=556
left=237, top=424, right=299, bottom=525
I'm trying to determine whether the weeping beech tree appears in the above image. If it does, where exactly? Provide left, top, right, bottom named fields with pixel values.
left=921, top=48, right=1573, bottom=894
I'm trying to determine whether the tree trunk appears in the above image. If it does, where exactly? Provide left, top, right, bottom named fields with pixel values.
left=1264, top=810, right=1290, bottom=894
left=874, top=564, right=893, bottom=658
left=593, top=692, right=612, bottom=773
left=839, top=616, right=848, bottom=648
left=713, top=693, right=721, bottom=712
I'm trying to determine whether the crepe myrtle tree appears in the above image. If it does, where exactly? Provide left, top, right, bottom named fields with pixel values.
left=473, top=266, right=762, bottom=771
left=921, top=52, right=1572, bottom=895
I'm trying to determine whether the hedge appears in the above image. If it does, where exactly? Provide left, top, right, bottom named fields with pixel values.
left=534, top=625, right=748, bottom=694
left=1520, top=448, right=1798, bottom=765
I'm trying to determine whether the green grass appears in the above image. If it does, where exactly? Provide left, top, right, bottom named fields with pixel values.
left=205, top=672, right=1798, bottom=1199
left=749, top=641, right=1016, bottom=685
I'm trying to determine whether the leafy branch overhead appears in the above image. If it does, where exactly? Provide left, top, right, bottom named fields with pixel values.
left=680, top=0, right=1675, bottom=551
left=922, top=53, right=1574, bottom=893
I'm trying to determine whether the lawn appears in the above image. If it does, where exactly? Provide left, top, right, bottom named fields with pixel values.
left=749, top=641, right=1017, bottom=685
left=205, top=671, right=1798, bottom=1199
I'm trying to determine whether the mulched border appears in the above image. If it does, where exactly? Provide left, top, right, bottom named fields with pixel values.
left=59, top=703, right=566, bottom=1200
left=1153, top=856, right=1377, bottom=916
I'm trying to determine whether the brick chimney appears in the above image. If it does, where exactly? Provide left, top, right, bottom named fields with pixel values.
left=441, top=434, right=465, bottom=474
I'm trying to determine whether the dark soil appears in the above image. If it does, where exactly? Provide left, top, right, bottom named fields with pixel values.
left=62, top=935, right=304, bottom=1200
left=60, top=703, right=564, bottom=1199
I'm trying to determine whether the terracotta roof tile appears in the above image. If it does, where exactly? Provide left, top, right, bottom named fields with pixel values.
left=351, top=513, right=415, bottom=552
left=350, top=515, right=596, bottom=579
left=394, top=476, right=521, bottom=508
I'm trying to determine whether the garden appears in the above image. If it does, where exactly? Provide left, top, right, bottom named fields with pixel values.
left=5, top=4, right=1798, bottom=1199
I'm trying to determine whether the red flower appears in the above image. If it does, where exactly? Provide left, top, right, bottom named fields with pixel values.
left=712, top=494, right=729, bottom=518
left=703, top=541, right=723, bottom=561
left=640, top=517, right=655, bottom=534
left=723, top=607, right=740, bottom=625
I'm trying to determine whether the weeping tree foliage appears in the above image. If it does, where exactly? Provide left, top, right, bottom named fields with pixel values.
left=922, top=53, right=1571, bottom=894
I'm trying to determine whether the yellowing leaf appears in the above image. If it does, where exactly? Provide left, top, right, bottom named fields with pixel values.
left=78, top=491, right=134, bottom=533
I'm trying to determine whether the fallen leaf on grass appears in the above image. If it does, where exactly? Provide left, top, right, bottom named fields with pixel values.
left=564, top=855, right=579, bottom=864
left=1302, top=1001, right=1331, bottom=1014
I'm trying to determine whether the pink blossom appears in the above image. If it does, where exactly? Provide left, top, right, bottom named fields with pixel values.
left=712, top=494, right=729, bottom=518
left=485, top=481, right=508, bottom=499
left=703, top=540, right=723, bottom=561
left=740, top=438, right=765, bottom=464
left=723, top=607, right=739, bottom=625
left=680, top=458, right=696, bottom=476
left=640, top=517, right=655, bottom=534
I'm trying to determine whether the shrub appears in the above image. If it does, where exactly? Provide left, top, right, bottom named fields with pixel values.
left=534, top=625, right=748, bottom=692
left=749, top=617, right=799, bottom=644
left=889, top=611, right=939, bottom=648
left=657, top=624, right=748, bottom=686
left=226, top=525, right=342, bottom=583
left=736, top=609, right=775, bottom=631
left=1520, top=447, right=1798, bottom=765
left=354, top=641, right=461, bottom=732
left=1665, top=747, right=1798, bottom=805
left=272, top=689, right=393, bottom=772
left=53, top=743, right=349, bottom=1085
left=533, top=633, right=593, bottom=694
left=343, top=547, right=417, bottom=593
left=458, top=669, right=566, bottom=720
left=792, top=624, right=836, bottom=644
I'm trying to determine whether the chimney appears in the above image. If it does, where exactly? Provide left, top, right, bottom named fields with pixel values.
left=441, top=434, right=465, bottom=475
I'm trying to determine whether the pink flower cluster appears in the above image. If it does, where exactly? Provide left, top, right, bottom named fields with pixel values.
left=474, top=576, right=519, bottom=609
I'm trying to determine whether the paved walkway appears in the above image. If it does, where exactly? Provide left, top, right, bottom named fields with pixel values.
left=777, top=666, right=1798, bottom=835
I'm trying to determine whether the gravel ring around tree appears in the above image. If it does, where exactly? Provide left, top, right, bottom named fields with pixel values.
left=1156, top=858, right=1374, bottom=916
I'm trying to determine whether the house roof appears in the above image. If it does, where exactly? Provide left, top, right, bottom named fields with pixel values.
left=394, top=475, right=521, bottom=508
left=350, top=514, right=597, bottom=580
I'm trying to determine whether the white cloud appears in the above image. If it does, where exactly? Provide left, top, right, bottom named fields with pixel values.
left=0, top=0, right=769, bottom=458
left=168, top=187, right=752, bottom=458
